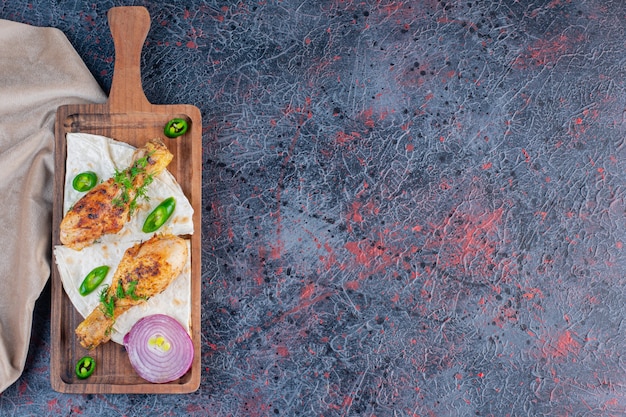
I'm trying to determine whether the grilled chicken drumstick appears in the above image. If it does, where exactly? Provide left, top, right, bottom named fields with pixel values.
left=60, top=138, right=173, bottom=250
left=75, top=234, right=188, bottom=349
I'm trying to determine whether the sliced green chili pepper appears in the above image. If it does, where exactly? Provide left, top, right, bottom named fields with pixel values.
left=142, top=197, right=176, bottom=233
left=164, top=118, right=188, bottom=138
left=79, top=265, right=110, bottom=296
left=72, top=171, right=98, bottom=192
left=75, top=356, right=96, bottom=379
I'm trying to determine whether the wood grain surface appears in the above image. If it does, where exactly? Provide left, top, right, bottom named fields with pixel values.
left=50, top=6, right=202, bottom=394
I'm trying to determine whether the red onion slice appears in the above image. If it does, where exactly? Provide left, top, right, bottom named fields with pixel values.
left=123, top=314, right=193, bottom=383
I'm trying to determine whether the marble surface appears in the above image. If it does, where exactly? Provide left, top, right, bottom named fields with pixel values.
left=2, top=0, right=626, bottom=415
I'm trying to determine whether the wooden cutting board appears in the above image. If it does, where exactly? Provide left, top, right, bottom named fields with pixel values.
left=50, top=6, right=202, bottom=394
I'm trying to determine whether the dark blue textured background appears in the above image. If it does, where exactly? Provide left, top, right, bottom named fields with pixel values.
left=2, top=1, right=626, bottom=416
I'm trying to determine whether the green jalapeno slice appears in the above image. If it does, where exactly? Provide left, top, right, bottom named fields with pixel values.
left=164, top=118, right=188, bottom=138
left=72, top=171, right=98, bottom=192
left=79, top=265, right=110, bottom=296
left=142, top=197, right=176, bottom=233
left=75, top=356, right=96, bottom=379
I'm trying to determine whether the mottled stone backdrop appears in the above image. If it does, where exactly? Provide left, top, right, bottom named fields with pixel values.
left=2, top=1, right=626, bottom=416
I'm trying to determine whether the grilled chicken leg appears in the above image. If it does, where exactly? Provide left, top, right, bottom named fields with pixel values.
left=75, top=234, right=188, bottom=349
left=60, top=138, right=173, bottom=250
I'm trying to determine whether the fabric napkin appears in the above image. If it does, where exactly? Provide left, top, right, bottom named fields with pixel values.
left=0, top=19, right=106, bottom=393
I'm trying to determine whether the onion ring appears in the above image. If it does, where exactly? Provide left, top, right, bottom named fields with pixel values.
left=123, top=314, right=193, bottom=383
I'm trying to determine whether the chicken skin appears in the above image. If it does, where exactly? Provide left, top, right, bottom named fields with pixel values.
left=75, top=234, right=188, bottom=349
left=60, top=138, right=173, bottom=250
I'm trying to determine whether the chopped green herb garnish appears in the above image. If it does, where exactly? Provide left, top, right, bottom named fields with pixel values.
left=99, top=280, right=146, bottom=320
left=99, top=285, right=115, bottom=318
left=111, top=152, right=155, bottom=215
left=116, top=280, right=126, bottom=299
left=126, top=280, right=146, bottom=301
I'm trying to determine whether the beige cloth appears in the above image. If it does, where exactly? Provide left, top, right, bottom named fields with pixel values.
left=0, top=19, right=106, bottom=392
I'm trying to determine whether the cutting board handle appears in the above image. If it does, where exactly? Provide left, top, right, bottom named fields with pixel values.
left=107, top=6, right=152, bottom=111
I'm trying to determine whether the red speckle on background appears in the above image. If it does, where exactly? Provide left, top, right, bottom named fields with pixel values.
left=347, top=201, right=363, bottom=223
left=300, top=282, right=316, bottom=299
left=360, top=108, right=376, bottom=128
left=425, top=206, right=504, bottom=281
left=344, top=280, right=359, bottom=290
left=335, top=130, right=361, bottom=146
left=276, top=345, right=289, bottom=357
left=538, top=330, right=581, bottom=360
left=553, top=330, right=581, bottom=357
left=47, top=399, right=59, bottom=412
left=321, top=242, right=339, bottom=270
left=512, top=32, right=584, bottom=69
left=269, top=238, right=284, bottom=260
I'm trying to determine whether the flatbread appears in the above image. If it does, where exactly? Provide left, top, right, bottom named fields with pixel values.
left=54, top=133, right=193, bottom=344
left=53, top=241, right=191, bottom=344
left=63, top=133, right=194, bottom=243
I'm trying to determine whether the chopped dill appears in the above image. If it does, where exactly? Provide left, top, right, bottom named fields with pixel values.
left=99, top=285, right=115, bottom=318
left=115, top=280, right=126, bottom=299
left=111, top=152, right=155, bottom=215
left=99, top=280, right=146, bottom=320
left=126, top=280, right=146, bottom=301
